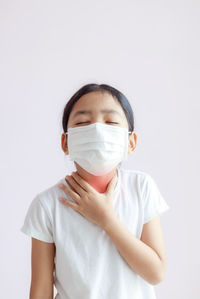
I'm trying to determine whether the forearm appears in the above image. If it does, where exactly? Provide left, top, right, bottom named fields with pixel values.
left=30, top=284, right=54, bottom=299
left=102, top=214, right=164, bottom=285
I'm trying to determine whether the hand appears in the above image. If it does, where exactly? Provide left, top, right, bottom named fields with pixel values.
left=58, top=171, right=118, bottom=228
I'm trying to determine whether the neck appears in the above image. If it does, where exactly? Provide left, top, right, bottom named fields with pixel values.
left=74, top=162, right=118, bottom=193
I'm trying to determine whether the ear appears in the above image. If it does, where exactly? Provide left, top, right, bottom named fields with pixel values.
left=61, top=133, right=69, bottom=155
left=128, top=132, right=137, bottom=154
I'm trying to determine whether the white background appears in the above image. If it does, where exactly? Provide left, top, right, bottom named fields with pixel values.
left=0, top=0, right=200, bottom=298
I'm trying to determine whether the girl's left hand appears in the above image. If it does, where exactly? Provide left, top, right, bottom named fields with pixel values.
left=58, top=171, right=118, bottom=228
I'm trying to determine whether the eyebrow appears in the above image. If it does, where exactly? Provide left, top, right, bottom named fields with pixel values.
left=73, top=109, right=121, bottom=118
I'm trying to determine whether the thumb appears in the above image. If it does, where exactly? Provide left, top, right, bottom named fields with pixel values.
left=106, top=172, right=118, bottom=195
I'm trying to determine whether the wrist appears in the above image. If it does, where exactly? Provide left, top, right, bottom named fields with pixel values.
left=101, top=212, right=118, bottom=231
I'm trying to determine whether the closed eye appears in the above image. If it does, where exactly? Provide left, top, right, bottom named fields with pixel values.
left=75, top=122, right=119, bottom=125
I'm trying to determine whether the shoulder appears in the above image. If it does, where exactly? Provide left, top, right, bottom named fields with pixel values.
left=35, top=177, right=66, bottom=209
left=119, top=167, right=152, bottom=184
left=119, top=167, right=158, bottom=195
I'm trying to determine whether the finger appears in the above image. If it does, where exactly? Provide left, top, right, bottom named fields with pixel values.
left=65, top=177, right=78, bottom=193
left=66, top=175, right=85, bottom=196
left=59, top=183, right=81, bottom=203
left=59, top=197, right=80, bottom=211
left=71, top=172, right=96, bottom=193
left=64, top=178, right=82, bottom=198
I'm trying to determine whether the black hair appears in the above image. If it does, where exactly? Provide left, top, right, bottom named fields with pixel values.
left=62, top=83, right=134, bottom=133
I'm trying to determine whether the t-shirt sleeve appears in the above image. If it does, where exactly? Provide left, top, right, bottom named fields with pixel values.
left=142, top=174, right=170, bottom=224
left=20, top=195, right=54, bottom=243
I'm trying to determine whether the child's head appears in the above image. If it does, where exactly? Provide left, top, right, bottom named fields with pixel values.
left=61, top=83, right=137, bottom=173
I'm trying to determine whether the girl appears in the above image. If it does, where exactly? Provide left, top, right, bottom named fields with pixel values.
left=20, top=83, right=170, bottom=299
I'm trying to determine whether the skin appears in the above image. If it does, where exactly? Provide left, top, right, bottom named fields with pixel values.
left=30, top=91, right=167, bottom=298
left=30, top=239, right=55, bottom=299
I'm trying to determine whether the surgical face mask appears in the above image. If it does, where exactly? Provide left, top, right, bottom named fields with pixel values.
left=65, top=122, right=133, bottom=176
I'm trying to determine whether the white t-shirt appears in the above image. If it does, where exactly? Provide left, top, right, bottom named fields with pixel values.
left=20, top=166, right=170, bottom=299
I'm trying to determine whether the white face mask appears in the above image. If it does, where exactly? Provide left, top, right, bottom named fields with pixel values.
left=65, top=122, right=132, bottom=176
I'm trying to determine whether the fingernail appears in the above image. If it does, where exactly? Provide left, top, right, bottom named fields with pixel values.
left=59, top=184, right=64, bottom=188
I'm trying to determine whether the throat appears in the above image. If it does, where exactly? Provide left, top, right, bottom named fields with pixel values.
left=74, top=162, right=118, bottom=194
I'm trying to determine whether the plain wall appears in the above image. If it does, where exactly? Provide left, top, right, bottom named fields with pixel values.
left=0, top=0, right=200, bottom=298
